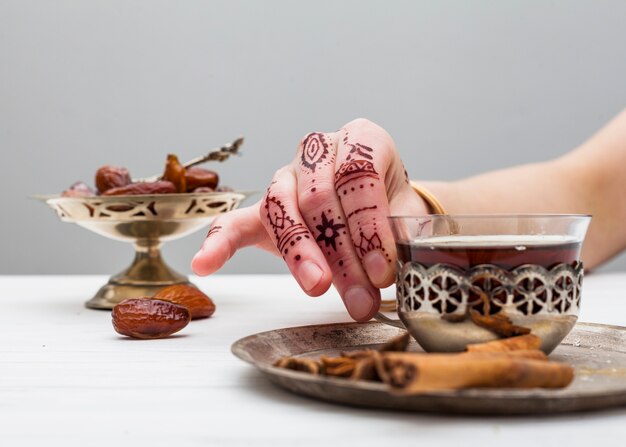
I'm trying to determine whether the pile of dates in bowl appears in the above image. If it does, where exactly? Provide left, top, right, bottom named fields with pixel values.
left=62, top=154, right=232, bottom=197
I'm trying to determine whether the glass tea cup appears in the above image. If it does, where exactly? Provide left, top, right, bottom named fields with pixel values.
left=377, top=214, right=591, bottom=353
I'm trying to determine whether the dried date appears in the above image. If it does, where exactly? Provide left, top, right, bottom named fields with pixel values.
left=102, top=180, right=177, bottom=196
left=154, top=284, right=216, bottom=319
left=62, top=181, right=95, bottom=198
left=185, top=167, right=219, bottom=192
left=162, top=154, right=187, bottom=193
left=95, top=165, right=132, bottom=193
left=112, top=298, right=191, bottom=339
left=191, top=186, right=214, bottom=193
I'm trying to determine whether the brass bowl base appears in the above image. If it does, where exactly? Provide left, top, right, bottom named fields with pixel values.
left=85, top=241, right=192, bottom=310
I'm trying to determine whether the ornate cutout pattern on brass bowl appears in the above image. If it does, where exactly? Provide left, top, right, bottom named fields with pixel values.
left=46, top=192, right=244, bottom=222
left=397, top=262, right=583, bottom=318
left=395, top=262, right=583, bottom=353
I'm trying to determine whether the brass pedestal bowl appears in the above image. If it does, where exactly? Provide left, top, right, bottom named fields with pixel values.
left=41, top=192, right=247, bottom=309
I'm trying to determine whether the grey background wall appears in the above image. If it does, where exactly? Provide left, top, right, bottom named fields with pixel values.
left=2, top=0, right=626, bottom=275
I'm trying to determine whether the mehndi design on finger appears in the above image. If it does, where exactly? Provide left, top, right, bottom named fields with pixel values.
left=335, top=140, right=379, bottom=196
left=354, top=218, right=391, bottom=263
left=347, top=205, right=378, bottom=219
left=206, top=225, right=223, bottom=238
left=346, top=142, right=374, bottom=160
left=338, top=259, right=347, bottom=277
left=315, top=211, right=346, bottom=252
left=265, top=194, right=311, bottom=255
left=355, top=231, right=383, bottom=257
left=301, top=133, right=333, bottom=173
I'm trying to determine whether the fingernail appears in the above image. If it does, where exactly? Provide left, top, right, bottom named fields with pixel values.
left=363, top=250, right=391, bottom=286
left=298, top=261, right=324, bottom=292
left=344, top=286, right=376, bottom=321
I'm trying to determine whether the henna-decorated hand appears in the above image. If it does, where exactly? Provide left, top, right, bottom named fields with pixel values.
left=191, top=119, right=429, bottom=321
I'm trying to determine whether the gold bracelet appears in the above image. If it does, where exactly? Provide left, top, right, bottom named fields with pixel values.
left=410, top=181, right=447, bottom=214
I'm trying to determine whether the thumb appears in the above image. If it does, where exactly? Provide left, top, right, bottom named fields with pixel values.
left=191, top=201, right=273, bottom=275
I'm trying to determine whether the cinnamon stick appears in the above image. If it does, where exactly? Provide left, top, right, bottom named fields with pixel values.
left=376, top=352, right=572, bottom=394
left=349, top=352, right=381, bottom=381
left=273, top=357, right=321, bottom=375
left=320, top=356, right=357, bottom=377
left=378, top=332, right=411, bottom=352
left=469, top=310, right=531, bottom=337
left=466, top=334, right=542, bottom=353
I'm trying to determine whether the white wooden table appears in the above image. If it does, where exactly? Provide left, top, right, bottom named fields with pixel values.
left=1, top=274, right=626, bottom=446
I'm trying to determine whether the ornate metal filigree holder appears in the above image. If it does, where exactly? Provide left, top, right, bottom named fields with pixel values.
left=40, top=192, right=247, bottom=309
left=380, top=261, right=584, bottom=353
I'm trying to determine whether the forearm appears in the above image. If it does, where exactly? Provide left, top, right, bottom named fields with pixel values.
left=423, top=109, right=626, bottom=269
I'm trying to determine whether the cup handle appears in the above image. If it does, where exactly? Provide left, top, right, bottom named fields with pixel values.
left=373, top=312, right=406, bottom=329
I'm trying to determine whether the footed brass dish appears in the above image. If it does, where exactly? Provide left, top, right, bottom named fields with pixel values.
left=39, top=191, right=248, bottom=309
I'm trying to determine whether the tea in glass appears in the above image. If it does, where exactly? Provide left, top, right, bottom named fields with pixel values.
left=386, top=215, right=591, bottom=353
